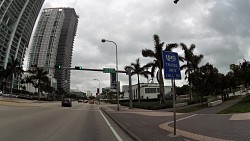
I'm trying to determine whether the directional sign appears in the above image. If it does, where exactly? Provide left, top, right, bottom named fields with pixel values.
left=103, top=68, right=115, bottom=73
left=162, top=51, right=181, bottom=80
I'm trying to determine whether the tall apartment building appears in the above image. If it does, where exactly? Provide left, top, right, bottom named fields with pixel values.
left=55, top=8, right=78, bottom=93
left=28, top=8, right=78, bottom=92
left=28, top=8, right=65, bottom=75
left=0, top=0, right=45, bottom=68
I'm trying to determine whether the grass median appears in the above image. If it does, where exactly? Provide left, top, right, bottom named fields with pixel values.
left=218, top=95, right=250, bottom=114
left=176, top=104, right=207, bottom=113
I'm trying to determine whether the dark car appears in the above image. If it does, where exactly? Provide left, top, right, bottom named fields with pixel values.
left=62, top=98, right=72, bottom=107
left=78, top=99, right=83, bottom=103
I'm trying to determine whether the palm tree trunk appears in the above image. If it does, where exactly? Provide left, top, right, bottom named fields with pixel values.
left=137, top=74, right=141, bottom=103
left=11, top=74, right=14, bottom=95
left=1, top=77, right=4, bottom=93
left=159, top=69, right=165, bottom=104
left=190, top=82, right=193, bottom=100
left=38, top=80, right=40, bottom=101
left=188, top=71, right=193, bottom=101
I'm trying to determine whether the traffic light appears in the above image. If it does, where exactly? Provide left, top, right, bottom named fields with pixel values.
left=55, top=65, right=61, bottom=68
left=174, top=0, right=179, bottom=4
left=75, top=66, right=83, bottom=70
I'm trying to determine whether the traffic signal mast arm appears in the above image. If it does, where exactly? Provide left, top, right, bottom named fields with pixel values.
left=54, top=65, right=126, bottom=73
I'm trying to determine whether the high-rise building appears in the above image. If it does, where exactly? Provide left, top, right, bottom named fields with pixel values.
left=55, top=8, right=78, bottom=93
left=28, top=8, right=65, bottom=75
left=28, top=8, right=78, bottom=92
left=0, top=0, right=45, bottom=68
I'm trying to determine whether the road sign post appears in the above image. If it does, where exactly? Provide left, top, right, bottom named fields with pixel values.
left=162, top=51, right=181, bottom=136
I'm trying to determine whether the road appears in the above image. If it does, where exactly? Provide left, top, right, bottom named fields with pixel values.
left=0, top=101, right=133, bottom=141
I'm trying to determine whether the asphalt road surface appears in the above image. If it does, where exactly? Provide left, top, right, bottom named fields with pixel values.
left=0, top=101, right=133, bottom=141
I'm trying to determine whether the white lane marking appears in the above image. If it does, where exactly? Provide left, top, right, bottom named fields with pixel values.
left=99, top=108, right=123, bottom=141
left=167, top=114, right=197, bottom=124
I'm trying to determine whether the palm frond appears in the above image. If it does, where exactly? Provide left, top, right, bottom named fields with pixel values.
left=142, top=49, right=155, bottom=58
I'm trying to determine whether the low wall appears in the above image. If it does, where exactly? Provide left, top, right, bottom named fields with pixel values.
left=175, top=102, right=188, bottom=107
left=208, top=100, right=222, bottom=107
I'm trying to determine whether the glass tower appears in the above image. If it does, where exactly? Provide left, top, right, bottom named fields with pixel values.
left=0, top=0, right=45, bottom=68
left=28, top=8, right=78, bottom=92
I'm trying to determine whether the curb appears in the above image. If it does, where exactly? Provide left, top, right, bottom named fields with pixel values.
left=100, top=107, right=142, bottom=141
left=0, top=99, right=39, bottom=107
left=0, top=100, right=31, bottom=107
left=0, top=99, right=23, bottom=103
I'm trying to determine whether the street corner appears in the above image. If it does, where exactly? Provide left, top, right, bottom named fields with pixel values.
left=230, top=113, right=250, bottom=120
left=159, top=123, right=233, bottom=141
left=159, top=114, right=236, bottom=141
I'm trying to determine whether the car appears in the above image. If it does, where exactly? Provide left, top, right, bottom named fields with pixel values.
left=78, top=99, right=83, bottom=103
left=62, top=98, right=72, bottom=107
left=9, top=94, right=18, bottom=98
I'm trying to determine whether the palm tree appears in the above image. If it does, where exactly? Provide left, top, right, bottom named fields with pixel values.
left=165, top=43, right=185, bottom=62
left=142, top=34, right=179, bottom=103
left=124, top=58, right=151, bottom=103
left=30, top=68, right=49, bottom=101
left=0, top=67, right=8, bottom=94
left=24, top=76, right=33, bottom=92
left=6, top=56, right=23, bottom=94
left=142, top=35, right=165, bottom=103
left=180, top=43, right=203, bottom=100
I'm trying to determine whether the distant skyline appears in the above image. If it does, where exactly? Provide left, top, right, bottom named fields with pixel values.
left=23, top=0, right=250, bottom=93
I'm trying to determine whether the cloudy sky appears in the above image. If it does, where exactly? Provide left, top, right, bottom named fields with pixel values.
left=24, top=0, right=250, bottom=93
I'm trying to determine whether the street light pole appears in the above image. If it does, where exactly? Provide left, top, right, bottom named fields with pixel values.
left=101, top=39, right=120, bottom=111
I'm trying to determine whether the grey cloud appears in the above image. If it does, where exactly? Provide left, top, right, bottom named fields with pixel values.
left=25, top=0, right=250, bottom=92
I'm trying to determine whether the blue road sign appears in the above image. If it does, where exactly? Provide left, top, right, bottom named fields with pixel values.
left=162, top=51, right=181, bottom=80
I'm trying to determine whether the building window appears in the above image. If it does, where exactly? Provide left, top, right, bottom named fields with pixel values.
left=145, top=88, right=157, bottom=93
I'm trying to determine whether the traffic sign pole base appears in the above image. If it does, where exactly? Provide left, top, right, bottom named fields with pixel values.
left=168, top=133, right=179, bottom=137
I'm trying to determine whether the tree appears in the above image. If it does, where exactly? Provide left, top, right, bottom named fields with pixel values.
left=180, top=43, right=203, bottom=100
left=198, top=63, right=224, bottom=103
left=24, top=76, right=33, bottom=92
left=199, top=63, right=219, bottom=95
left=142, top=34, right=179, bottom=103
left=6, top=56, right=23, bottom=94
left=0, top=67, right=8, bottom=94
left=30, top=68, right=49, bottom=101
left=239, top=59, right=250, bottom=88
left=40, top=80, right=55, bottom=100
left=142, top=35, right=165, bottom=103
left=229, top=63, right=242, bottom=93
left=124, top=58, right=151, bottom=103
left=56, top=88, right=67, bottom=100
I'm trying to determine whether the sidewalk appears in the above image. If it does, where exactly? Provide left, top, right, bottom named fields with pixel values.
left=101, top=106, right=195, bottom=141
left=101, top=94, right=250, bottom=141
left=192, top=95, right=246, bottom=114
